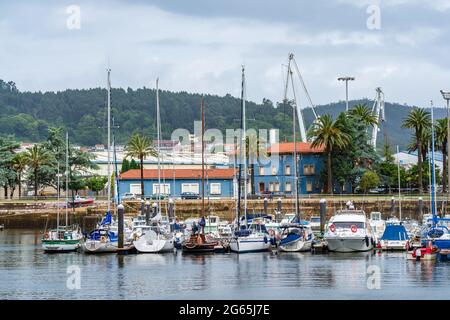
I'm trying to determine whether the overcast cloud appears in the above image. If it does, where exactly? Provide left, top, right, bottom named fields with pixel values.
left=0, top=0, right=449, bottom=107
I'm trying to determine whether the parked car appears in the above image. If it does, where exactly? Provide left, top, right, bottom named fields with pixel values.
left=181, top=192, right=201, bottom=200
left=145, top=194, right=169, bottom=200
left=121, top=193, right=137, bottom=200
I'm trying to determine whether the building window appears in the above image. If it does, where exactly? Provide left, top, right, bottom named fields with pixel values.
left=210, top=183, right=221, bottom=195
left=153, top=183, right=170, bottom=195
left=130, top=184, right=141, bottom=195
left=181, top=183, right=199, bottom=194
left=271, top=165, right=278, bottom=175
left=269, top=182, right=274, bottom=192
left=274, top=182, right=280, bottom=192
left=303, top=164, right=315, bottom=175
left=306, top=181, right=313, bottom=192
left=285, top=182, right=292, bottom=192
left=285, top=165, right=291, bottom=175
left=259, top=167, right=265, bottom=176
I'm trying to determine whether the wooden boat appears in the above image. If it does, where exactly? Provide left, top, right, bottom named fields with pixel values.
left=182, top=233, right=217, bottom=253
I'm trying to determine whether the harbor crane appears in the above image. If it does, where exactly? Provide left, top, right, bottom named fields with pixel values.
left=283, top=53, right=318, bottom=142
left=370, top=87, right=385, bottom=149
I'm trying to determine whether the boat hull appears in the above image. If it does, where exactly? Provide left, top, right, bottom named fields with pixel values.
left=182, top=234, right=217, bottom=253
left=82, top=240, right=118, bottom=253
left=380, top=240, right=408, bottom=251
left=134, top=238, right=174, bottom=253
left=42, top=240, right=81, bottom=252
left=279, top=239, right=312, bottom=252
left=229, top=236, right=271, bottom=253
left=325, top=237, right=373, bottom=253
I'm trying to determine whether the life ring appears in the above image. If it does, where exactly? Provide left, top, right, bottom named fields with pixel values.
left=329, top=224, right=335, bottom=233
left=44, top=232, right=49, bottom=240
left=351, top=225, right=357, bottom=233
left=100, top=236, right=107, bottom=243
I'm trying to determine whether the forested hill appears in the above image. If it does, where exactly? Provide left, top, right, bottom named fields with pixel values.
left=0, top=79, right=445, bottom=149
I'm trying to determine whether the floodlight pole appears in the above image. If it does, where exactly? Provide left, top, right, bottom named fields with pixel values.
left=338, top=76, right=355, bottom=112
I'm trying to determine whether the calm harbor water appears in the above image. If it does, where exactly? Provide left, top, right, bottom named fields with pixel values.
left=1, top=229, right=450, bottom=300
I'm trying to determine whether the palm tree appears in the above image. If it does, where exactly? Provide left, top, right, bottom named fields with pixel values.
left=12, top=152, right=28, bottom=198
left=24, top=145, right=51, bottom=197
left=436, top=118, right=448, bottom=192
left=245, top=135, right=267, bottom=195
left=348, top=104, right=378, bottom=128
left=125, top=133, right=157, bottom=198
left=308, top=114, right=351, bottom=194
left=402, top=107, right=431, bottom=193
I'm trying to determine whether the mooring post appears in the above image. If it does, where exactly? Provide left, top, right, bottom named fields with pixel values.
left=320, top=198, right=326, bottom=234
left=152, top=202, right=158, bottom=218
left=168, top=198, right=174, bottom=222
left=140, top=199, right=145, bottom=216
left=264, top=197, right=268, bottom=215
left=145, top=200, right=150, bottom=225
left=118, top=203, right=124, bottom=249
left=418, top=197, right=423, bottom=219
left=391, top=196, right=395, bottom=216
left=276, top=197, right=282, bottom=220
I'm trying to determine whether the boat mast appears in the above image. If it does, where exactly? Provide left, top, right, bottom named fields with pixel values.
left=107, top=68, right=111, bottom=214
left=242, top=66, right=248, bottom=224
left=289, top=67, right=301, bottom=222
left=156, top=78, right=161, bottom=213
left=56, top=162, right=60, bottom=230
left=113, top=132, right=120, bottom=205
left=201, top=96, right=205, bottom=218
left=431, top=100, right=437, bottom=225
left=396, top=145, right=402, bottom=221
left=236, top=68, right=245, bottom=229
left=65, top=132, right=69, bottom=228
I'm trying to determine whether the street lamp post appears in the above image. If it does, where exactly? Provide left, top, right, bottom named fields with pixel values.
left=338, top=76, right=355, bottom=112
left=441, top=90, right=450, bottom=206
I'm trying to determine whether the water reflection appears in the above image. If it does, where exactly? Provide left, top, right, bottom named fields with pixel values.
left=2, top=230, right=450, bottom=299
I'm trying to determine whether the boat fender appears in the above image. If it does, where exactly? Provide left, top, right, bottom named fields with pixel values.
left=44, top=232, right=49, bottom=240
left=264, top=236, right=268, bottom=244
left=365, top=236, right=370, bottom=248
left=100, top=236, right=107, bottom=243
left=371, top=237, right=375, bottom=246
left=405, top=241, right=410, bottom=251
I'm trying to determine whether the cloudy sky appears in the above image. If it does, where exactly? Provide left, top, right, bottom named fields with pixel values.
left=0, top=0, right=449, bottom=107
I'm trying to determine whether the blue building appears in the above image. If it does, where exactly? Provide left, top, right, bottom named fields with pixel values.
left=252, top=142, right=325, bottom=196
left=118, top=168, right=235, bottom=199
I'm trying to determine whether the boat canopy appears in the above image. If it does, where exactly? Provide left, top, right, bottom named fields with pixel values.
left=100, top=211, right=112, bottom=226
left=381, top=224, right=409, bottom=241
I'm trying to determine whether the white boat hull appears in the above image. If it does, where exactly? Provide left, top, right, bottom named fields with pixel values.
left=42, top=241, right=81, bottom=252
left=134, top=237, right=174, bottom=253
left=82, top=240, right=118, bottom=253
left=279, top=239, right=312, bottom=252
left=380, top=240, right=408, bottom=251
left=230, top=236, right=271, bottom=253
left=326, top=237, right=373, bottom=253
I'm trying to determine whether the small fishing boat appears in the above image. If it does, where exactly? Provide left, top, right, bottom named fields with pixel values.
left=42, top=133, right=82, bottom=253
left=324, top=207, right=375, bottom=253
left=68, top=195, right=95, bottom=208
left=182, top=233, right=218, bottom=253
left=406, top=241, right=438, bottom=261
left=378, top=224, right=409, bottom=251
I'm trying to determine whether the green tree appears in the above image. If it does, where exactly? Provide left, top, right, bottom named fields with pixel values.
left=12, top=152, right=28, bottom=198
left=125, top=133, right=157, bottom=198
left=24, top=144, right=51, bottom=197
left=85, top=176, right=107, bottom=195
left=121, top=158, right=130, bottom=173
left=308, top=114, right=351, bottom=194
left=359, top=171, right=381, bottom=193
left=402, top=107, right=431, bottom=194
left=129, top=158, right=140, bottom=170
left=348, top=104, right=378, bottom=128
left=0, top=137, right=19, bottom=199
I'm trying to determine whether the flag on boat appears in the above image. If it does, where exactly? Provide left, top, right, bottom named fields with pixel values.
left=100, top=211, right=112, bottom=226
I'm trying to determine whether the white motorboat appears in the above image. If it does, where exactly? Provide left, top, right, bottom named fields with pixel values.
left=134, top=227, right=174, bottom=253
left=325, top=209, right=375, bottom=252
left=308, top=216, right=321, bottom=233
left=369, top=212, right=386, bottom=241
left=280, top=213, right=296, bottom=226
left=279, top=222, right=314, bottom=252
left=378, top=224, right=409, bottom=250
